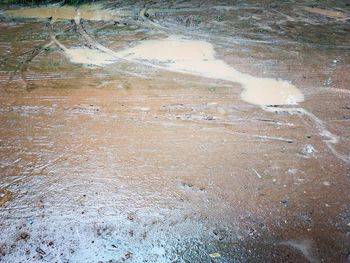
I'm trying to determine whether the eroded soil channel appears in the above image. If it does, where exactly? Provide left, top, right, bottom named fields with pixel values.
left=0, top=1, right=350, bottom=262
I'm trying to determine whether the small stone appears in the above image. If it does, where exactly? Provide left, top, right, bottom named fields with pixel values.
left=209, top=252, right=221, bottom=258
left=323, top=181, right=331, bottom=186
left=288, top=168, right=298, bottom=174
left=127, top=213, right=135, bottom=221
left=181, top=182, right=193, bottom=188
left=18, top=232, right=30, bottom=241
left=35, top=247, right=46, bottom=255
left=302, top=144, right=317, bottom=157
left=125, top=251, right=132, bottom=259
left=281, top=200, right=288, bottom=207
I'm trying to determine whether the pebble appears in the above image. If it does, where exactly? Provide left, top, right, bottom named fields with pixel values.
left=302, top=144, right=317, bottom=156
left=323, top=181, right=331, bottom=186
left=209, top=252, right=221, bottom=258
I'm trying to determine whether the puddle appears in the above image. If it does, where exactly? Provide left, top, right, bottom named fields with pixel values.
left=115, top=36, right=304, bottom=106
left=50, top=34, right=303, bottom=106
left=51, top=37, right=118, bottom=67
left=5, top=4, right=305, bottom=107
left=52, top=35, right=304, bottom=106
left=6, top=5, right=117, bottom=22
left=0, top=188, right=12, bottom=206
left=65, top=48, right=117, bottom=66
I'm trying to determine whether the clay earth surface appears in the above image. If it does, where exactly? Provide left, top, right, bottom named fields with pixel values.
left=0, top=1, right=349, bottom=262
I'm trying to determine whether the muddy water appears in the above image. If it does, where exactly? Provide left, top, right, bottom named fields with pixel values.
left=6, top=5, right=118, bottom=22
left=65, top=48, right=117, bottom=66
left=116, top=37, right=304, bottom=106
left=57, top=36, right=304, bottom=106
left=7, top=6, right=304, bottom=106
left=1, top=1, right=350, bottom=263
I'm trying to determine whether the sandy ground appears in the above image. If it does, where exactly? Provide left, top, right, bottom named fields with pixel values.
left=0, top=1, right=350, bottom=262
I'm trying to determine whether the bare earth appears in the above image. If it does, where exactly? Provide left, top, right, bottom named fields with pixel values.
left=0, top=1, right=349, bottom=262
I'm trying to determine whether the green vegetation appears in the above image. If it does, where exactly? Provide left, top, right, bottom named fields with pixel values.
left=214, top=15, right=223, bottom=22
left=0, top=0, right=95, bottom=5
left=193, top=15, right=201, bottom=25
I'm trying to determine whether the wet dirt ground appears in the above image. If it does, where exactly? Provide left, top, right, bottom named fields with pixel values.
left=0, top=1, right=350, bottom=262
